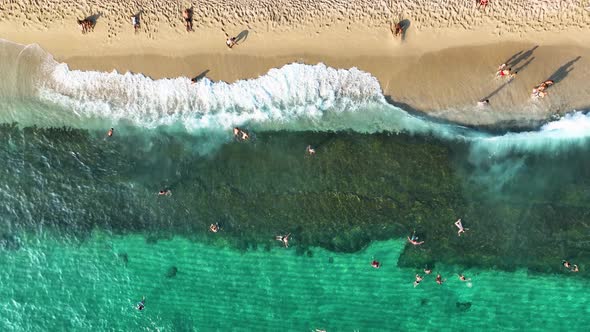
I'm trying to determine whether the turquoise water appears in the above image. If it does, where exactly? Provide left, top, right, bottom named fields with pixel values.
left=1, top=234, right=589, bottom=331
left=2, top=38, right=590, bottom=331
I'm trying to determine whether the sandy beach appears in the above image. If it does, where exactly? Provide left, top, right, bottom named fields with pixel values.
left=1, top=0, right=590, bottom=125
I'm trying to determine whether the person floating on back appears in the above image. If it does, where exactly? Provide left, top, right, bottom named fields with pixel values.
left=276, top=233, right=291, bottom=248
left=407, top=230, right=424, bottom=245
left=454, top=218, right=469, bottom=236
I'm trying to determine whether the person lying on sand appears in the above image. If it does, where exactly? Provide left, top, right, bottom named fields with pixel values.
left=454, top=218, right=469, bottom=236
left=407, top=231, right=424, bottom=245
left=276, top=233, right=291, bottom=248
left=477, top=99, right=490, bottom=107
left=478, top=0, right=489, bottom=9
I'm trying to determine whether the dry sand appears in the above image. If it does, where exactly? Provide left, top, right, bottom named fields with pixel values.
left=1, top=0, right=590, bottom=125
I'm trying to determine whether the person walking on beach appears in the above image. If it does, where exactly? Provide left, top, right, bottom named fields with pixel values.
left=407, top=231, right=424, bottom=246
left=454, top=218, right=468, bottom=236
left=276, top=233, right=291, bottom=248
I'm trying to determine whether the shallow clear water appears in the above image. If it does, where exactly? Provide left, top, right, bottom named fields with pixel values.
left=1, top=234, right=589, bottom=331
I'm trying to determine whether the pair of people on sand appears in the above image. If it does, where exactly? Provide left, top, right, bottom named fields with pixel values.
left=496, top=64, right=517, bottom=80
left=531, top=80, right=554, bottom=99
left=77, top=19, right=94, bottom=34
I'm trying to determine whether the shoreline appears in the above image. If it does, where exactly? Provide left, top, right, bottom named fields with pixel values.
left=1, top=0, right=590, bottom=125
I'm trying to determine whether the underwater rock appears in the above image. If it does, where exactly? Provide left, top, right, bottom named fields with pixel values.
left=0, top=234, right=21, bottom=251
left=328, top=257, right=334, bottom=264
left=118, top=253, right=128, bottom=265
left=166, top=266, right=178, bottom=278
left=456, top=302, right=472, bottom=311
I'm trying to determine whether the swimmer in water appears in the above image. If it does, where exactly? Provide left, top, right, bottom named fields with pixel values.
left=424, top=267, right=432, bottom=275
left=454, top=218, right=468, bottom=236
left=407, top=230, right=424, bottom=246
left=563, top=260, right=571, bottom=269
left=209, top=223, right=219, bottom=233
left=458, top=274, right=471, bottom=282
left=436, top=274, right=444, bottom=285
left=414, top=274, right=423, bottom=287
left=107, top=128, right=114, bottom=137
left=306, top=145, right=316, bottom=156
left=276, top=233, right=291, bottom=248
left=158, top=189, right=172, bottom=196
left=137, top=296, right=145, bottom=311
left=371, top=260, right=381, bottom=269
left=571, top=264, right=579, bottom=272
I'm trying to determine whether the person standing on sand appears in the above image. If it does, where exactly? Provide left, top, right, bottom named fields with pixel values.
left=130, top=14, right=140, bottom=33
left=391, top=22, right=404, bottom=37
left=183, top=8, right=193, bottom=32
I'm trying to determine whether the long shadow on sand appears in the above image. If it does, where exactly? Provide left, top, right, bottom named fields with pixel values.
left=504, top=45, right=538, bottom=68
left=546, top=56, right=582, bottom=84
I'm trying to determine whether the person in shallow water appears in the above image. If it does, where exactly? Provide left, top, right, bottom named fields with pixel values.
left=436, top=274, right=445, bottom=285
left=454, top=218, right=469, bottom=236
left=107, top=128, right=114, bottom=137
left=458, top=274, right=471, bottom=282
left=414, top=274, right=423, bottom=287
left=306, top=145, right=316, bottom=156
left=407, top=231, right=424, bottom=245
left=209, top=223, right=219, bottom=233
left=424, top=267, right=432, bottom=275
left=158, top=189, right=172, bottom=196
left=571, top=264, right=579, bottom=272
left=137, top=296, right=145, bottom=311
left=233, top=127, right=250, bottom=141
left=563, top=260, right=571, bottom=269
left=371, top=260, right=381, bottom=268
left=276, top=233, right=290, bottom=248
